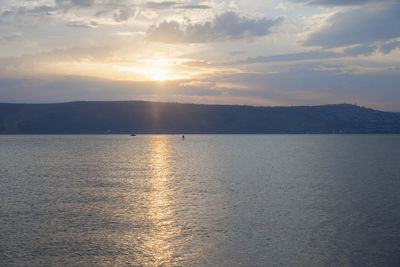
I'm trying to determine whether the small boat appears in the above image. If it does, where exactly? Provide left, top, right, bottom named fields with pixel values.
left=130, top=133, right=136, bottom=136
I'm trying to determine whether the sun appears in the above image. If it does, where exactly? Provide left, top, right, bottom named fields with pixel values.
left=152, top=74, right=167, bottom=82
left=150, top=70, right=168, bottom=82
left=117, top=57, right=193, bottom=81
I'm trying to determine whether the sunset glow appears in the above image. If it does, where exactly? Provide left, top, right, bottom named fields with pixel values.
left=1, top=1, right=400, bottom=265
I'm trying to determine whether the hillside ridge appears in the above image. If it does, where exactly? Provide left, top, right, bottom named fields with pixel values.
left=0, top=101, right=399, bottom=134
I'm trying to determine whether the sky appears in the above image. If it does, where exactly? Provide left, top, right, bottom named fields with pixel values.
left=0, top=0, right=399, bottom=111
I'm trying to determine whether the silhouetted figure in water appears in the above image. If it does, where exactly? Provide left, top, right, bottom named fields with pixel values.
left=182, top=135, right=185, bottom=140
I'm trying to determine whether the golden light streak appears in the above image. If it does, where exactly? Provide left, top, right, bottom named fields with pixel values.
left=137, top=135, right=183, bottom=265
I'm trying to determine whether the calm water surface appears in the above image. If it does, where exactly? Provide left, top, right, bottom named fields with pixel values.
left=1, top=135, right=400, bottom=266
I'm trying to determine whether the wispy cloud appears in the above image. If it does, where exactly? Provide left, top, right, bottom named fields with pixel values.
left=230, top=50, right=340, bottom=65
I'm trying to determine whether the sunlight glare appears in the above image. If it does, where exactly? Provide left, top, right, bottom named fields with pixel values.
left=150, top=69, right=168, bottom=82
left=117, top=57, right=184, bottom=81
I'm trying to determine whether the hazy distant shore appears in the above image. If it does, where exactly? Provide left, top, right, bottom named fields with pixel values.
left=1, top=101, right=400, bottom=134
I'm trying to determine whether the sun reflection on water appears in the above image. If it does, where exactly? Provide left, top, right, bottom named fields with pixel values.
left=138, top=135, right=182, bottom=265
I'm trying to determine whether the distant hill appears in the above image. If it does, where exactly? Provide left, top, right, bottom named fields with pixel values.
left=0, top=101, right=400, bottom=134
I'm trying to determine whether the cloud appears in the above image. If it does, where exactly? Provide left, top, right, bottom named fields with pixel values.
left=230, top=51, right=246, bottom=56
left=29, top=5, right=56, bottom=14
left=66, top=20, right=99, bottom=28
left=0, top=76, right=221, bottom=104
left=214, top=63, right=400, bottom=111
left=303, top=4, right=400, bottom=48
left=227, top=41, right=400, bottom=65
left=146, top=2, right=177, bottom=9
left=292, top=0, right=396, bottom=6
left=146, top=11, right=284, bottom=43
left=56, top=0, right=96, bottom=9
left=113, top=8, right=138, bottom=22
left=380, top=41, right=400, bottom=54
left=0, top=0, right=208, bottom=26
left=231, top=50, right=340, bottom=65
left=146, top=20, right=184, bottom=42
left=0, top=0, right=95, bottom=17
left=180, top=5, right=211, bottom=9
left=343, top=44, right=377, bottom=56
left=0, top=33, right=23, bottom=43
left=145, top=2, right=211, bottom=9
left=227, top=40, right=400, bottom=65
left=0, top=46, right=114, bottom=76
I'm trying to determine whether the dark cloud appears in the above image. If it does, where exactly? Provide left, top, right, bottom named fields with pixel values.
left=146, top=11, right=284, bottom=43
left=304, top=4, right=400, bottom=48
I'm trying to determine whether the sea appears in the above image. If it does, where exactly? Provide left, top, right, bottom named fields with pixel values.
left=1, top=135, right=400, bottom=266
